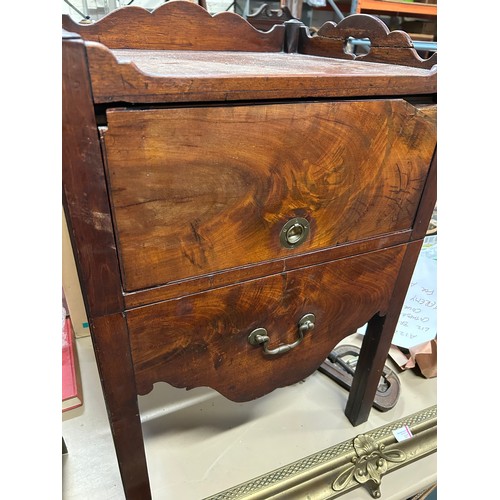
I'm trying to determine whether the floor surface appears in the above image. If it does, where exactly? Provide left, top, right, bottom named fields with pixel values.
left=62, top=333, right=437, bottom=500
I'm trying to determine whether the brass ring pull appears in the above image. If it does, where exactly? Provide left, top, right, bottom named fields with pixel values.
left=280, top=217, right=310, bottom=249
left=248, top=313, right=316, bottom=356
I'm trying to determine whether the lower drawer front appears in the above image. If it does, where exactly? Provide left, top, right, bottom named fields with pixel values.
left=127, top=245, right=406, bottom=400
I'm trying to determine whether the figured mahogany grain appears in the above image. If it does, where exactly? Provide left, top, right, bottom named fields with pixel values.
left=103, top=100, right=436, bottom=291
left=127, top=245, right=405, bottom=400
left=123, top=230, right=411, bottom=308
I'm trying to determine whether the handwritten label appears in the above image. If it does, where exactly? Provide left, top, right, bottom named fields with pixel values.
left=392, top=236, right=437, bottom=348
left=356, top=236, right=437, bottom=349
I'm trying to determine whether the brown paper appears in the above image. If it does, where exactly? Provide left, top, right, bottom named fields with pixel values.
left=404, top=338, right=437, bottom=378
left=388, top=338, right=437, bottom=379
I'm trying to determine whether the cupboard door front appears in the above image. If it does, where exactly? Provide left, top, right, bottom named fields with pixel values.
left=127, top=245, right=406, bottom=400
left=103, top=100, right=436, bottom=291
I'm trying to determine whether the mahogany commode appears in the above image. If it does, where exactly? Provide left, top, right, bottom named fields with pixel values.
left=62, top=3, right=437, bottom=498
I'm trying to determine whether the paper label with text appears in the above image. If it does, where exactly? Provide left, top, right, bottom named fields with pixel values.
left=392, top=236, right=437, bottom=348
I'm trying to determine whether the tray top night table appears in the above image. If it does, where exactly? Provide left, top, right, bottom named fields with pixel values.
left=62, top=2, right=437, bottom=498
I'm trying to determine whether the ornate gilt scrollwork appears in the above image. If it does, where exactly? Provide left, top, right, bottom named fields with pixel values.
left=205, top=406, right=436, bottom=499
left=332, top=434, right=406, bottom=498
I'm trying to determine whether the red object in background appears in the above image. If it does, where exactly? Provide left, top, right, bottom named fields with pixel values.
left=62, top=316, right=83, bottom=412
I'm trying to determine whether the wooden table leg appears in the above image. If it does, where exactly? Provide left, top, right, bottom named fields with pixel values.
left=345, top=240, right=423, bottom=426
left=63, top=32, right=151, bottom=499
left=92, top=314, right=152, bottom=500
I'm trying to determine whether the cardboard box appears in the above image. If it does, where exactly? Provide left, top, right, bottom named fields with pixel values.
left=62, top=209, right=90, bottom=338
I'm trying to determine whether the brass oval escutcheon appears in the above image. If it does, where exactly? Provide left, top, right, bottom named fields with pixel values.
left=280, top=217, right=310, bottom=249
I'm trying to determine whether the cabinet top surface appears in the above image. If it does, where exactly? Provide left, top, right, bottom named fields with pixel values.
left=80, top=43, right=437, bottom=103
left=110, top=49, right=434, bottom=79
left=62, top=2, right=436, bottom=103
